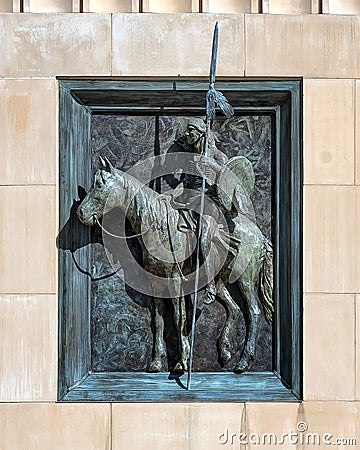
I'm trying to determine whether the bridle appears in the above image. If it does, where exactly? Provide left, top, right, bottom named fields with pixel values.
left=78, top=203, right=190, bottom=281
left=94, top=215, right=154, bottom=239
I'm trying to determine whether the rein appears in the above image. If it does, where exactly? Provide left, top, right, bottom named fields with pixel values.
left=94, top=203, right=188, bottom=281
left=163, top=201, right=188, bottom=281
left=71, top=250, right=121, bottom=281
left=95, top=216, right=154, bottom=239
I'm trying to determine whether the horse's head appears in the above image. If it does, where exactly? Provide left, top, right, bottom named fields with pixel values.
left=77, top=156, right=123, bottom=225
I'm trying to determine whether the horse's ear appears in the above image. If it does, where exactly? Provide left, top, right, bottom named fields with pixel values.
left=104, top=156, right=116, bottom=174
left=99, top=156, right=107, bottom=169
left=99, top=155, right=115, bottom=174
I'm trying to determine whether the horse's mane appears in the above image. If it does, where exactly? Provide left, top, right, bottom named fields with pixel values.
left=112, top=167, right=166, bottom=232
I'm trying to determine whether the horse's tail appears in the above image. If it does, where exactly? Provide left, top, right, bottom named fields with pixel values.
left=258, top=238, right=274, bottom=324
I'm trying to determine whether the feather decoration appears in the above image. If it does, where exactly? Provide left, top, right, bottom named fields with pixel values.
left=206, top=87, right=234, bottom=120
left=214, top=90, right=234, bottom=118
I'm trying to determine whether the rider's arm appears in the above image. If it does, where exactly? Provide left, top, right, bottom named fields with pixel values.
left=202, top=146, right=228, bottom=175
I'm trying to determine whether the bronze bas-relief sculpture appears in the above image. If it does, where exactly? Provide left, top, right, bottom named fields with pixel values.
left=77, top=24, right=273, bottom=380
left=77, top=137, right=274, bottom=374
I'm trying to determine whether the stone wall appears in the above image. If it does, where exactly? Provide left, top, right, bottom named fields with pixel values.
left=2, top=1, right=360, bottom=13
left=0, top=10, right=360, bottom=450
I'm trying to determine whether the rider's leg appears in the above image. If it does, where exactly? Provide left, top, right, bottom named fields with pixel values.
left=233, top=184, right=256, bottom=222
left=200, top=215, right=217, bottom=304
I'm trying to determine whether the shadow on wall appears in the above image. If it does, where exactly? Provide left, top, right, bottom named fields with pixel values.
left=56, top=185, right=152, bottom=293
left=57, top=186, right=94, bottom=253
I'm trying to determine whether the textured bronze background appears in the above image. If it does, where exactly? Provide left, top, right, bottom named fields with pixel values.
left=90, top=114, right=273, bottom=372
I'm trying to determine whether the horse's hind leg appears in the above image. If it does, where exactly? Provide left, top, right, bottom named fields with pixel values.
left=216, top=279, right=241, bottom=366
left=234, top=282, right=261, bottom=373
left=148, top=299, right=166, bottom=372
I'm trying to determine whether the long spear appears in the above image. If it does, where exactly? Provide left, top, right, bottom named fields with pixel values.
left=186, top=22, right=234, bottom=390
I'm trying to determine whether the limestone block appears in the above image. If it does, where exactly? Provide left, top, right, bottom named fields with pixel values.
left=246, top=402, right=358, bottom=448
left=299, top=402, right=358, bottom=447
left=112, top=14, right=244, bottom=76
left=304, top=186, right=360, bottom=293
left=203, top=0, right=251, bottom=13
left=23, top=0, right=72, bottom=12
left=0, top=79, right=56, bottom=185
left=304, top=79, right=355, bottom=185
left=0, top=0, right=13, bottom=11
left=357, top=294, right=360, bottom=400
left=245, top=14, right=360, bottom=78
left=323, top=0, right=360, bottom=14
left=303, top=293, right=355, bottom=401
left=112, top=403, right=189, bottom=450
left=267, top=0, right=311, bottom=14
left=263, top=1, right=320, bottom=14
left=82, top=0, right=137, bottom=12
left=0, top=403, right=111, bottom=450
left=0, top=13, right=111, bottom=76
left=186, top=403, right=244, bottom=449
left=246, top=402, right=300, bottom=448
left=356, top=81, right=360, bottom=185
left=144, top=0, right=197, bottom=13
left=112, top=403, right=244, bottom=450
left=12, top=0, right=21, bottom=11
left=0, top=294, right=56, bottom=401
left=0, top=186, right=56, bottom=294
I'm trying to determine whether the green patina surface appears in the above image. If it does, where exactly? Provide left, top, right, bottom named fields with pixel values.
left=58, top=79, right=302, bottom=401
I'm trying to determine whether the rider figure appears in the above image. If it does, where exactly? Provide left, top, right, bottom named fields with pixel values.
left=165, top=118, right=254, bottom=304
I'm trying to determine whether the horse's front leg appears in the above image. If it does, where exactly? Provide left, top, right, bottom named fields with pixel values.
left=234, top=282, right=261, bottom=373
left=148, top=298, right=166, bottom=372
left=215, top=279, right=241, bottom=365
left=172, top=296, right=190, bottom=372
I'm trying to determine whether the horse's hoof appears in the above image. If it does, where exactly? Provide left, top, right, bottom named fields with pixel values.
left=147, top=359, right=163, bottom=373
left=172, top=362, right=186, bottom=374
left=220, top=349, right=232, bottom=366
left=234, top=355, right=253, bottom=374
left=218, top=338, right=232, bottom=366
left=233, top=362, right=247, bottom=374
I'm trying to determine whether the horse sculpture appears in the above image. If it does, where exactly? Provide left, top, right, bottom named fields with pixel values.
left=77, top=157, right=273, bottom=374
